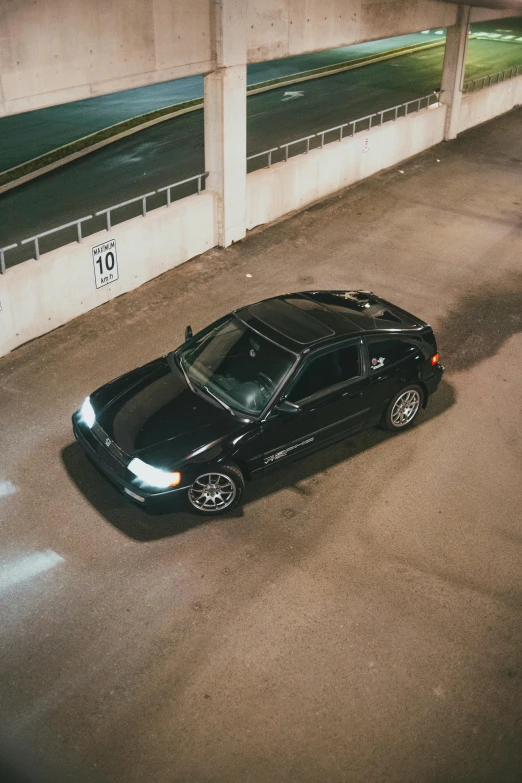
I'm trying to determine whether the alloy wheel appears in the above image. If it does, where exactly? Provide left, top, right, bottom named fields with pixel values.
left=390, top=390, right=421, bottom=428
left=188, top=472, right=237, bottom=512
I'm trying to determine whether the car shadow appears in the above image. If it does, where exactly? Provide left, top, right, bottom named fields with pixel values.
left=61, top=378, right=455, bottom=542
left=434, top=272, right=522, bottom=373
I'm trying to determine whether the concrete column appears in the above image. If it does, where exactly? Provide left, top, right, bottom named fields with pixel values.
left=204, top=65, right=247, bottom=247
left=441, top=5, right=471, bottom=141
left=204, top=1, right=247, bottom=247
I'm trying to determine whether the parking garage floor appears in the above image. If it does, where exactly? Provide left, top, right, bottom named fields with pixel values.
left=0, top=108, right=521, bottom=783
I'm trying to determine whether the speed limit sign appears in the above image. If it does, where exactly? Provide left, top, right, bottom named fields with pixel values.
left=92, top=239, right=119, bottom=289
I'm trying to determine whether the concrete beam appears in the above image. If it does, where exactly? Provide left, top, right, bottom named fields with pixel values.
left=445, top=0, right=522, bottom=8
left=0, top=0, right=517, bottom=116
left=0, top=0, right=214, bottom=116
left=0, top=1, right=463, bottom=116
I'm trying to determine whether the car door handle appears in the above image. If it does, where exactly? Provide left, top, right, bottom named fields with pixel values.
left=342, top=390, right=363, bottom=398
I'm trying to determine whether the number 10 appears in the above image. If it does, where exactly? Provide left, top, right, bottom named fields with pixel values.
left=96, top=251, right=115, bottom=274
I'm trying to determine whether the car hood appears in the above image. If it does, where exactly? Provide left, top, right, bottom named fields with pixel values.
left=94, top=357, right=243, bottom=463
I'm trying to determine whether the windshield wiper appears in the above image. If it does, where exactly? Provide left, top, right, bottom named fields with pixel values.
left=175, top=354, right=195, bottom=393
left=201, top=385, right=234, bottom=415
left=174, top=354, right=234, bottom=415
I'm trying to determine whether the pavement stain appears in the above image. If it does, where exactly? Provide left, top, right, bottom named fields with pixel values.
left=435, top=273, right=522, bottom=372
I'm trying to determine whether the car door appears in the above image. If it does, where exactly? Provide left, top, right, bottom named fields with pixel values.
left=260, top=338, right=371, bottom=472
left=365, top=335, right=423, bottom=423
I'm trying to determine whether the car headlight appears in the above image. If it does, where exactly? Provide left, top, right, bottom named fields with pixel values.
left=79, top=396, right=96, bottom=428
left=128, top=458, right=181, bottom=489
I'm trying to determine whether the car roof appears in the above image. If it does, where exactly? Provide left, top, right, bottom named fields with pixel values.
left=235, top=291, right=427, bottom=354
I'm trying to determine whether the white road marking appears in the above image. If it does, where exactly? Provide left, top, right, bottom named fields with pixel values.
left=0, top=480, right=17, bottom=498
left=0, top=551, right=64, bottom=593
left=282, top=91, right=305, bottom=102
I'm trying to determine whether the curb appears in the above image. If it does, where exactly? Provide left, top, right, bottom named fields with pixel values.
left=0, top=37, right=449, bottom=195
left=0, top=101, right=202, bottom=194
left=248, top=38, right=448, bottom=94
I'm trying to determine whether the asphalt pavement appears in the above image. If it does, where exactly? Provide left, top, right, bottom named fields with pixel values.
left=0, top=107, right=521, bottom=783
left=1, top=34, right=521, bottom=267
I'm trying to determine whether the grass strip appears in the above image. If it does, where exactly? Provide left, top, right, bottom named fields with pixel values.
left=0, top=98, right=203, bottom=189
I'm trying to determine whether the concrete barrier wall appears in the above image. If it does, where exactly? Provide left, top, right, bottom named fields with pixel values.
left=246, top=105, right=447, bottom=230
left=459, top=76, right=522, bottom=134
left=0, top=193, right=217, bottom=357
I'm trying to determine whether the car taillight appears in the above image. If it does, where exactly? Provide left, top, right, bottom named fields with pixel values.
left=431, top=353, right=439, bottom=366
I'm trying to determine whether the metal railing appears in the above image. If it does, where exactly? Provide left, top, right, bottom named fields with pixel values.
left=463, top=64, right=522, bottom=93
left=247, top=91, right=441, bottom=170
left=247, top=148, right=279, bottom=167
left=0, top=243, right=17, bottom=274
left=96, top=194, right=154, bottom=232
left=21, top=215, right=92, bottom=260
left=158, top=173, right=208, bottom=205
left=0, top=172, right=208, bottom=272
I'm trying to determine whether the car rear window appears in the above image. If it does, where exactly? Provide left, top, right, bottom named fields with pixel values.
left=367, top=337, right=420, bottom=369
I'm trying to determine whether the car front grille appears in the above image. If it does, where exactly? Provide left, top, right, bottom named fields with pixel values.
left=94, top=441, right=128, bottom=480
left=91, top=423, right=128, bottom=480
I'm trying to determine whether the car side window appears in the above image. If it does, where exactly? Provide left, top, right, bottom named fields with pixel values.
left=287, top=344, right=360, bottom=403
left=367, top=338, right=418, bottom=370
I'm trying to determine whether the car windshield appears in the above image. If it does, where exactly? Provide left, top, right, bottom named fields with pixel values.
left=177, top=317, right=295, bottom=416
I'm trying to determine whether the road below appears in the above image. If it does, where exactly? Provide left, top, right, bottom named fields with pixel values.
left=1, top=35, right=521, bottom=265
left=0, top=107, right=521, bottom=783
left=0, top=30, right=448, bottom=172
left=2, top=16, right=521, bottom=172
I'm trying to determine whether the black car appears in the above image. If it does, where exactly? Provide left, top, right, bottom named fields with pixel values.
left=73, top=291, right=443, bottom=515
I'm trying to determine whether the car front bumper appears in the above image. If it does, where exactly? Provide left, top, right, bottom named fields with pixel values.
left=72, top=413, right=190, bottom=509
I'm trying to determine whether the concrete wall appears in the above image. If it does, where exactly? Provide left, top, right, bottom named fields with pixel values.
left=0, top=193, right=217, bottom=357
left=0, top=0, right=464, bottom=115
left=246, top=105, right=447, bottom=230
left=459, top=74, right=522, bottom=132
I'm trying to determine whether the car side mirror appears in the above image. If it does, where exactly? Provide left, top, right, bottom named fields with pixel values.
left=276, top=400, right=300, bottom=415
left=185, top=325, right=193, bottom=342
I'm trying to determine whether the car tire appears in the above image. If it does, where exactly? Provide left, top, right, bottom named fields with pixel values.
left=382, top=385, right=423, bottom=432
left=187, top=462, right=245, bottom=515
